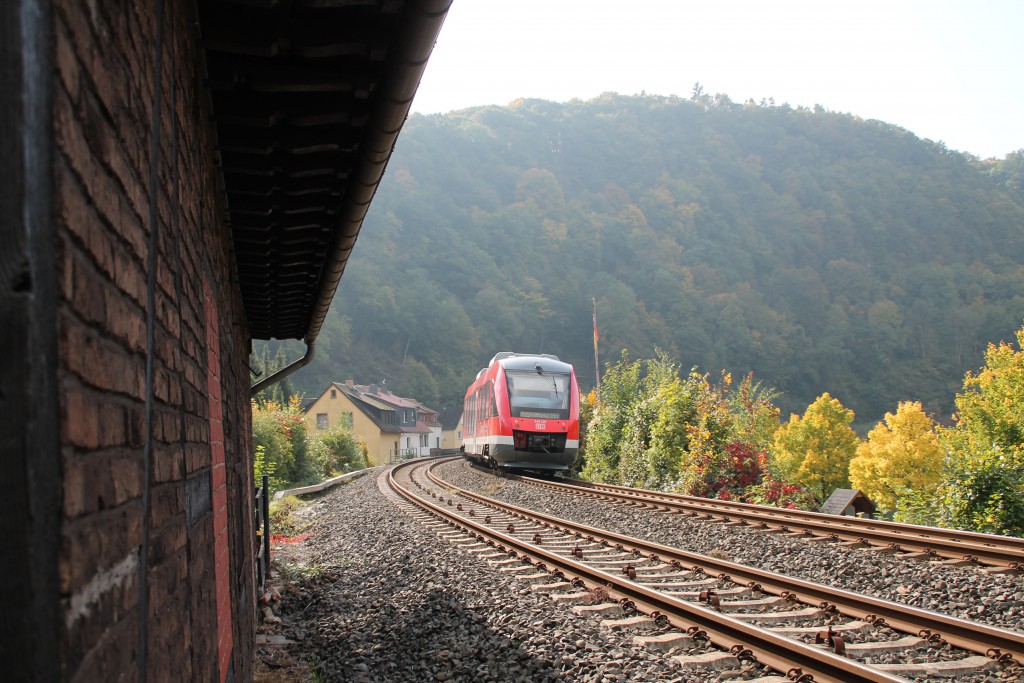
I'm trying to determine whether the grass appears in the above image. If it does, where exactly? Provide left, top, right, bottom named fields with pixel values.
left=269, top=496, right=311, bottom=538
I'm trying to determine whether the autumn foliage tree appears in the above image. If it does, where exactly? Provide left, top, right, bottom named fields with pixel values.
left=770, top=393, right=858, bottom=503
left=583, top=353, right=803, bottom=502
left=849, top=401, right=942, bottom=519
left=936, top=326, right=1024, bottom=536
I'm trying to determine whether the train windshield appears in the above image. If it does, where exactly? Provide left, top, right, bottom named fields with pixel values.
left=505, top=371, right=571, bottom=420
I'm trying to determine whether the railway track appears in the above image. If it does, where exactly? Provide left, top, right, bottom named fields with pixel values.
left=388, top=457, right=1023, bottom=682
left=505, top=471, right=1024, bottom=573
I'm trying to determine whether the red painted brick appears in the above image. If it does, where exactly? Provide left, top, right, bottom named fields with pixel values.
left=211, top=463, right=225, bottom=490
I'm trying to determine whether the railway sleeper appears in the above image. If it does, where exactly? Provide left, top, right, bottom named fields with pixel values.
left=530, top=581, right=574, bottom=594
left=873, top=654, right=1001, bottom=678
left=672, top=650, right=742, bottom=671
left=644, top=577, right=720, bottom=589
left=840, top=635, right=926, bottom=659
left=639, top=570, right=710, bottom=581
left=634, top=632, right=697, bottom=652
left=697, top=595, right=788, bottom=612
left=667, top=585, right=755, bottom=600
left=600, top=614, right=659, bottom=632
left=571, top=602, right=625, bottom=617
left=549, top=591, right=599, bottom=606
left=769, top=619, right=871, bottom=637
left=588, top=558, right=648, bottom=567
left=729, top=606, right=827, bottom=623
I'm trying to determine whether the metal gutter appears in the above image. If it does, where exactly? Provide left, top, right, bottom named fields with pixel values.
left=250, top=340, right=316, bottom=397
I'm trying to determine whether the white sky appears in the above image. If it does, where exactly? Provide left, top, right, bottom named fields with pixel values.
left=412, top=0, right=1023, bottom=159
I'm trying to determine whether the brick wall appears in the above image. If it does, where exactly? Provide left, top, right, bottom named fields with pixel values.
left=53, top=1, right=255, bottom=681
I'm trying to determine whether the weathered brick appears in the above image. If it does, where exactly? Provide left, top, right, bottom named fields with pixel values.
left=60, top=314, right=146, bottom=398
left=57, top=161, right=116, bottom=279
left=147, top=548, right=187, bottom=613
left=53, top=1, right=258, bottom=679
left=63, top=449, right=145, bottom=518
left=111, top=247, right=147, bottom=308
left=63, top=382, right=101, bottom=450
left=66, top=593, right=139, bottom=683
left=60, top=502, right=144, bottom=594
left=149, top=510, right=186, bottom=565
left=98, top=400, right=129, bottom=447
left=152, top=441, right=183, bottom=484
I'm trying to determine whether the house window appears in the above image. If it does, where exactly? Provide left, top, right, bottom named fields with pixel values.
left=316, top=413, right=328, bottom=429
left=330, top=389, right=337, bottom=399
left=341, top=412, right=353, bottom=429
left=420, top=434, right=428, bottom=447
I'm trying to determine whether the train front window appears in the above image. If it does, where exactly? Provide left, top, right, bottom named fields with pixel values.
left=505, top=371, right=571, bottom=419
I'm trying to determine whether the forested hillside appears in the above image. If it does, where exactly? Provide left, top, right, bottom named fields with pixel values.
left=273, top=92, right=1024, bottom=426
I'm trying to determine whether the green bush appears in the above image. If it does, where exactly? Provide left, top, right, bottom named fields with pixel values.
left=307, top=424, right=369, bottom=479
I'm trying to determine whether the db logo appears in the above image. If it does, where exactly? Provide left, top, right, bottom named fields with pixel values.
left=535, top=421, right=547, bottom=429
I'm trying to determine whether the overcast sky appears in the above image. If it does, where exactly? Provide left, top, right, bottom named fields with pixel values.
left=411, top=0, right=1023, bottom=159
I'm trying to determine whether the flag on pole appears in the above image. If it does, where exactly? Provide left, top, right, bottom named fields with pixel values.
left=592, top=298, right=601, bottom=397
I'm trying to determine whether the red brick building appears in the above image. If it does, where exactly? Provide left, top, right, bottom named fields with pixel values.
left=2, top=1, right=448, bottom=681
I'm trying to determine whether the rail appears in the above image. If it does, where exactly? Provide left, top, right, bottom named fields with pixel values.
left=388, top=459, right=1023, bottom=682
left=515, top=473, right=1024, bottom=570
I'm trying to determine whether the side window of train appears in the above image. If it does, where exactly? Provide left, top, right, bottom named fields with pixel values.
left=490, top=381, right=499, bottom=417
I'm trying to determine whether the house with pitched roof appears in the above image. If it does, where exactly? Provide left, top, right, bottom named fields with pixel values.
left=305, top=381, right=441, bottom=466
left=437, top=406, right=464, bottom=453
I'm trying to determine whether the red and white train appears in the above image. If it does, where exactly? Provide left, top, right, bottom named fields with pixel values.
left=462, top=352, right=580, bottom=471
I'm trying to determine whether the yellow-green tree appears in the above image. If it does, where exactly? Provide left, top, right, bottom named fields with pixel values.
left=849, top=402, right=942, bottom=515
left=937, top=326, right=1024, bottom=536
left=771, top=393, right=858, bottom=503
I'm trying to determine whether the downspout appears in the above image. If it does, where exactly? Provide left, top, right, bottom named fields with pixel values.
left=250, top=340, right=316, bottom=397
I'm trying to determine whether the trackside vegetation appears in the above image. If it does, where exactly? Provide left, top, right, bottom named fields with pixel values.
left=581, top=323, right=1024, bottom=537
left=252, top=397, right=369, bottom=495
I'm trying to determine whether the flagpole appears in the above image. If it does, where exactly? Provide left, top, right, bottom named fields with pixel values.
left=592, top=298, right=600, bottom=399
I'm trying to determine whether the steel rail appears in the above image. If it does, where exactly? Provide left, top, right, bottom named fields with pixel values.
left=511, top=471, right=1024, bottom=570
left=429, top=461, right=1024, bottom=666
left=390, top=460, right=908, bottom=683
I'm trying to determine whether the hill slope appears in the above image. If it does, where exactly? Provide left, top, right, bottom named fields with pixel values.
left=279, top=93, right=1024, bottom=426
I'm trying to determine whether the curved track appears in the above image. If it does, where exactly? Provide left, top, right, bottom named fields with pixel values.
left=508, top=472, right=1024, bottom=572
left=387, top=458, right=1023, bottom=683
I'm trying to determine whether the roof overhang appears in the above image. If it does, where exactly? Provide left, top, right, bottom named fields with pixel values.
left=199, top=0, right=450, bottom=342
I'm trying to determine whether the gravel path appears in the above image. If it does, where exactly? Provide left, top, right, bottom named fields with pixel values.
left=256, top=459, right=1024, bottom=682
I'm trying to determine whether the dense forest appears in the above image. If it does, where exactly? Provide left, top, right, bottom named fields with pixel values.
left=266, top=91, right=1024, bottom=428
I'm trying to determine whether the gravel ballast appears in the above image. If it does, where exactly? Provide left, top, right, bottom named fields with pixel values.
left=436, top=459, right=1024, bottom=633
left=257, top=459, right=1024, bottom=682
left=262, top=467, right=705, bottom=682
